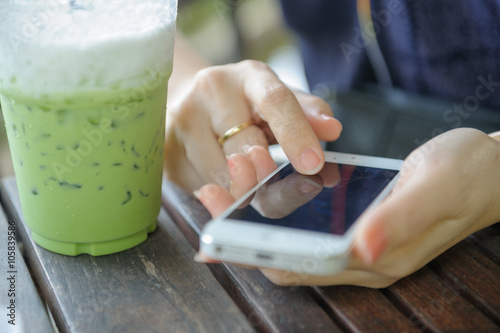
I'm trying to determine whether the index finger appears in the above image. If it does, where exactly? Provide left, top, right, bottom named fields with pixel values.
left=241, top=61, right=325, bottom=175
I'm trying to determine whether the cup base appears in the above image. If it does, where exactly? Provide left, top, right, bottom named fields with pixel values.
left=30, top=221, right=157, bottom=256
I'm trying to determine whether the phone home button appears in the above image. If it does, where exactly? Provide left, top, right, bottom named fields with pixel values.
left=261, top=232, right=290, bottom=243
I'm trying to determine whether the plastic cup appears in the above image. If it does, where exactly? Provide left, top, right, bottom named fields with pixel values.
left=0, top=0, right=177, bottom=255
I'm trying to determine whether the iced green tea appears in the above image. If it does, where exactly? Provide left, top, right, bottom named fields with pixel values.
left=0, top=0, right=177, bottom=255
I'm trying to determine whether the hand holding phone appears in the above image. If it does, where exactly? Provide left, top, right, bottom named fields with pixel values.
left=200, top=152, right=403, bottom=276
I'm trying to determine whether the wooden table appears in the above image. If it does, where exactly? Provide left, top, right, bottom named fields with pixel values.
left=1, top=175, right=499, bottom=333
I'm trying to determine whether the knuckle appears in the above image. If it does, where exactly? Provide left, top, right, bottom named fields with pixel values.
left=314, top=98, right=333, bottom=115
left=168, top=101, right=199, bottom=134
left=192, top=66, right=227, bottom=91
left=259, top=84, right=294, bottom=109
left=301, top=93, right=333, bottom=114
left=239, top=59, right=270, bottom=72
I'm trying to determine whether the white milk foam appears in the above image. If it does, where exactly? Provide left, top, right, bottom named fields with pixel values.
left=0, top=0, right=177, bottom=98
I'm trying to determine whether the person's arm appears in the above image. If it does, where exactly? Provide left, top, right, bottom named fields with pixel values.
left=167, top=32, right=210, bottom=108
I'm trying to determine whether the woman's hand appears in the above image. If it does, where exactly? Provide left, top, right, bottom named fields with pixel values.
left=164, top=60, right=342, bottom=195
left=196, top=128, right=500, bottom=287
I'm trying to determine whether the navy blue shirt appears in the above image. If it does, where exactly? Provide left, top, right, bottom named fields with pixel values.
left=279, top=0, right=500, bottom=110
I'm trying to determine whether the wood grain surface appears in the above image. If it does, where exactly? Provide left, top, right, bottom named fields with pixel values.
left=1, top=177, right=254, bottom=333
left=0, top=191, right=54, bottom=333
left=162, top=178, right=500, bottom=333
left=2, top=174, right=500, bottom=333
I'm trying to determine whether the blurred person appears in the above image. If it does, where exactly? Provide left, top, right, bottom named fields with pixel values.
left=164, top=0, right=500, bottom=287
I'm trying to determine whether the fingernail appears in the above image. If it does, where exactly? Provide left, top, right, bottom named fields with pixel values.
left=241, top=144, right=252, bottom=155
left=299, top=148, right=322, bottom=174
left=193, top=190, right=201, bottom=199
left=320, top=113, right=334, bottom=120
left=357, top=227, right=387, bottom=265
left=299, top=179, right=322, bottom=194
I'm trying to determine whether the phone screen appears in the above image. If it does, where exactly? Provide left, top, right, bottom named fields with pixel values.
left=227, top=162, right=399, bottom=236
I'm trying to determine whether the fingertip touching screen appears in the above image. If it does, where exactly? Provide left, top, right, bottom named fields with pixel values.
left=227, top=162, right=399, bottom=235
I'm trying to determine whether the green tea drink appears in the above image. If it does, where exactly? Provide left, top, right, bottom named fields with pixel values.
left=0, top=1, right=177, bottom=255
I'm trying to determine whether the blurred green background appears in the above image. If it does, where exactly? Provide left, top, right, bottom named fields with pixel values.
left=178, top=0, right=293, bottom=64
left=0, top=0, right=301, bottom=178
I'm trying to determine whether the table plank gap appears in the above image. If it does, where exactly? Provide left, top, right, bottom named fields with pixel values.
left=312, top=285, right=421, bottom=333
left=161, top=178, right=500, bottom=333
left=380, top=287, right=438, bottom=333
left=428, top=239, right=500, bottom=326
left=0, top=196, right=55, bottom=333
left=162, top=180, right=343, bottom=333
left=205, top=264, right=281, bottom=333
left=466, top=224, right=500, bottom=266
left=307, top=288, right=354, bottom=333
left=161, top=190, right=205, bottom=251
left=1, top=179, right=96, bottom=333
left=386, top=264, right=499, bottom=332
left=2, top=177, right=255, bottom=333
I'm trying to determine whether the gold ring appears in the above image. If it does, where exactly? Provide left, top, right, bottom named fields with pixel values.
left=218, top=120, right=254, bottom=146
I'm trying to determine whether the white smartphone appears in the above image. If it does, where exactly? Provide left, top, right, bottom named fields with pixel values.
left=200, top=151, right=403, bottom=276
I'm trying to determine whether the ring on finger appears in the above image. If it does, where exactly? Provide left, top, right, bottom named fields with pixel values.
left=218, top=120, right=254, bottom=146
